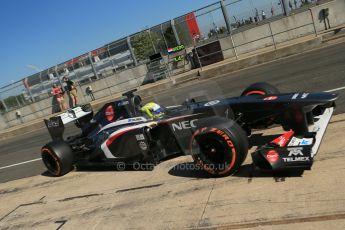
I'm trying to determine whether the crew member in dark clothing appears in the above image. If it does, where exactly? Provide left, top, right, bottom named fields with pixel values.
left=63, top=76, right=78, bottom=107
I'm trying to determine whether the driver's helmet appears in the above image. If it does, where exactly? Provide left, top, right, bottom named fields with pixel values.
left=140, top=102, right=164, bottom=119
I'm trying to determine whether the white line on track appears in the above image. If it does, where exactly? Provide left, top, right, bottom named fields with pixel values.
left=325, top=86, right=345, bottom=93
left=0, top=158, right=41, bottom=170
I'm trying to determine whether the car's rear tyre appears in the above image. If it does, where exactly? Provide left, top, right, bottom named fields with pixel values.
left=41, top=141, right=74, bottom=176
left=241, top=82, right=280, bottom=96
left=191, top=118, right=248, bottom=177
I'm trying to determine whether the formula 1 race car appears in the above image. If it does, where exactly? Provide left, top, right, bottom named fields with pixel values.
left=41, top=82, right=338, bottom=177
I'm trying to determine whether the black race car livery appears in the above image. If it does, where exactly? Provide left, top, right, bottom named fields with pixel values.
left=41, top=82, right=338, bottom=177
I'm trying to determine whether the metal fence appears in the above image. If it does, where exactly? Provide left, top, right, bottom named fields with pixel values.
left=0, top=0, right=329, bottom=128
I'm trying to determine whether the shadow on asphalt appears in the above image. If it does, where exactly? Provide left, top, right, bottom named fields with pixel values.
left=41, top=164, right=155, bottom=177
left=41, top=171, right=56, bottom=177
left=40, top=167, right=117, bottom=178
left=41, top=163, right=304, bottom=180
left=233, top=164, right=305, bottom=178
left=168, top=163, right=211, bottom=179
left=168, top=163, right=304, bottom=179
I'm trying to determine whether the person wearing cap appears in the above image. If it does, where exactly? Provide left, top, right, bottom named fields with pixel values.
left=51, top=84, right=66, bottom=112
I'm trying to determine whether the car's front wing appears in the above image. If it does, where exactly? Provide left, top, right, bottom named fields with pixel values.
left=252, top=107, right=334, bottom=171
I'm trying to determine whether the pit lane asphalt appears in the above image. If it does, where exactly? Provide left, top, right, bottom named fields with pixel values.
left=0, top=41, right=344, bottom=184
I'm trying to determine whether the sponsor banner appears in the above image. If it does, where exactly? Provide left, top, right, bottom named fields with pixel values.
left=105, top=105, right=115, bottom=122
left=271, top=131, right=294, bottom=147
left=282, top=147, right=310, bottom=163
left=266, top=150, right=279, bottom=163
left=204, top=100, right=220, bottom=106
left=263, top=96, right=278, bottom=101
left=172, top=119, right=198, bottom=131
left=185, top=12, right=200, bottom=41
left=167, top=45, right=185, bottom=54
left=292, top=93, right=309, bottom=100
left=288, top=137, right=313, bottom=146
left=135, top=134, right=145, bottom=141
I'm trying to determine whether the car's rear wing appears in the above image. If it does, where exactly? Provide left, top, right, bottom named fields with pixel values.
left=44, top=104, right=93, bottom=141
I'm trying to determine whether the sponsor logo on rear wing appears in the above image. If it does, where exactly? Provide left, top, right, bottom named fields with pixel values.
left=44, top=104, right=93, bottom=140
left=58, top=105, right=93, bottom=125
left=44, top=116, right=65, bottom=141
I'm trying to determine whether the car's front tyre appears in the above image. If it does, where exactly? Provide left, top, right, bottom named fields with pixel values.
left=191, top=118, right=248, bottom=177
left=241, top=82, right=280, bottom=96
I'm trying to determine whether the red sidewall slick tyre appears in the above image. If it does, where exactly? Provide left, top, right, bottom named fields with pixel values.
left=241, top=82, right=280, bottom=96
left=241, top=82, right=280, bottom=129
left=41, top=141, right=74, bottom=176
left=191, top=120, right=248, bottom=177
left=244, top=90, right=266, bottom=96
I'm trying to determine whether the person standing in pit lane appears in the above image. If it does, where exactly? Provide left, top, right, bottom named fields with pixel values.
left=51, top=84, right=66, bottom=112
left=63, top=76, right=78, bottom=108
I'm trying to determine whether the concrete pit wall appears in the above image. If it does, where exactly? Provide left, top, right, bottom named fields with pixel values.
left=80, top=64, right=147, bottom=102
left=2, top=64, right=147, bottom=127
left=201, top=36, right=322, bottom=80
left=218, top=0, right=345, bottom=56
left=219, top=36, right=236, bottom=59
left=0, top=113, right=8, bottom=130
left=232, top=24, right=275, bottom=55
left=311, top=0, right=345, bottom=32
left=2, top=94, right=63, bottom=127
left=218, top=12, right=314, bottom=57
left=271, top=11, right=316, bottom=43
